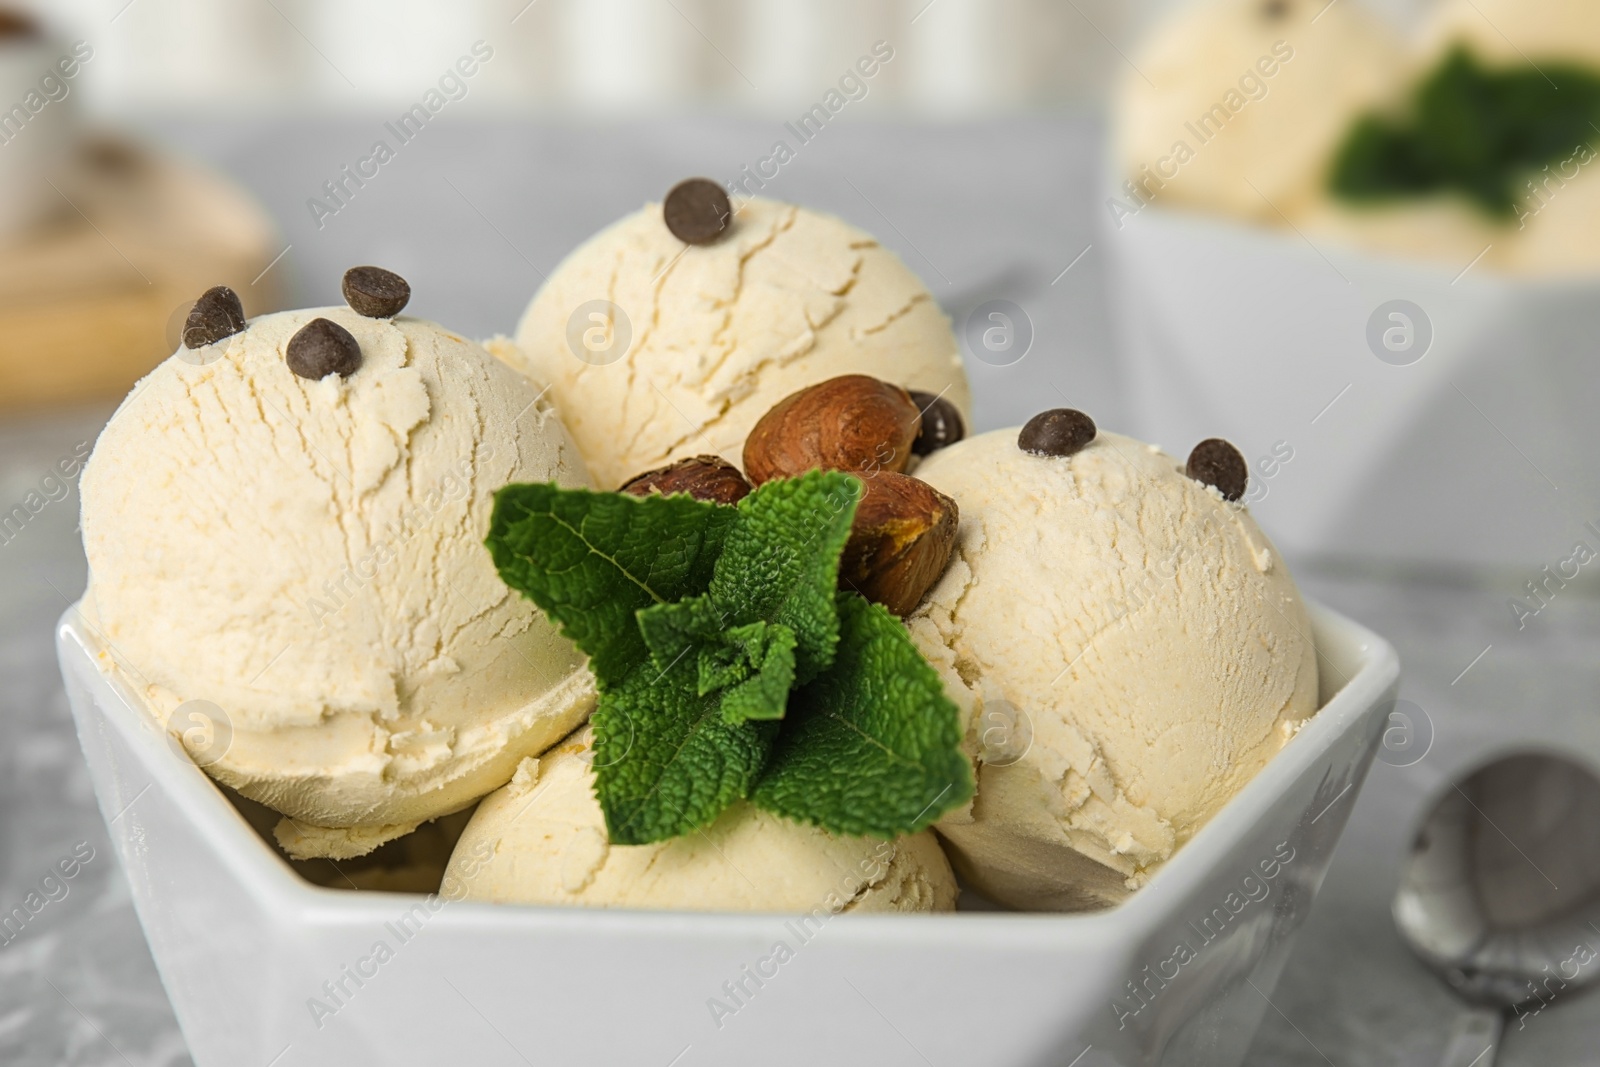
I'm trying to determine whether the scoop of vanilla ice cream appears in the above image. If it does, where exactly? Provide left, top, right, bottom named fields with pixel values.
left=1291, top=0, right=1600, bottom=272
left=906, top=429, right=1318, bottom=911
left=1423, top=0, right=1600, bottom=67
left=507, top=196, right=971, bottom=490
left=1510, top=154, right=1600, bottom=275
left=80, top=307, right=597, bottom=857
left=1293, top=195, right=1515, bottom=271
left=443, top=729, right=958, bottom=913
left=1117, top=0, right=1408, bottom=223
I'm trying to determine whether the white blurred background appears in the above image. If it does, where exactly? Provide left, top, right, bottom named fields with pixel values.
left=26, top=0, right=1436, bottom=116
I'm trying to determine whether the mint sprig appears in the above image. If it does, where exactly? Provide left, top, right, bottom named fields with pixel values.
left=590, top=665, right=778, bottom=844
left=485, top=483, right=735, bottom=681
left=751, top=593, right=973, bottom=838
left=705, top=468, right=859, bottom=684
left=487, top=470, right=973, bottom=846
left=1330, top=47, right=1600, bottom=218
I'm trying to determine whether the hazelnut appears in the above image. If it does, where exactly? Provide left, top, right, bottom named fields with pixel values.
left=839, top=472, right=959, bottom=617
left=743, top=375, right=921, bottom=486
left=620, top=456, right=752, bottom=505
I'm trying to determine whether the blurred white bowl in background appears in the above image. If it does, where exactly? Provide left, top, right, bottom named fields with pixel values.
left=1108, top=204, right=1600, bottom=571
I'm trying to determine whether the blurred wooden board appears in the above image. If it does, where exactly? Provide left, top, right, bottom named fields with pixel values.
left=0, top=137, right=285, bottom=412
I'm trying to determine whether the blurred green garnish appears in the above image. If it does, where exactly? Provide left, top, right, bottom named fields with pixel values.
left=1330, top=47, right=1600, bottom=219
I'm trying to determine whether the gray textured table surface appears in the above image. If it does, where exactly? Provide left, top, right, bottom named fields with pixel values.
left=2, top=117, right=1597, bottom=1066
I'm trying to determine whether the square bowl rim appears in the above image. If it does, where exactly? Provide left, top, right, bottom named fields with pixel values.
left=58, top=597, right=1399, bottom=952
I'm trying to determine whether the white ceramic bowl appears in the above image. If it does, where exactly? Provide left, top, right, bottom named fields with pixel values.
left=59, top=601, right=1398, bottom=1067
left=1107, top=205, right=1599, bottom=570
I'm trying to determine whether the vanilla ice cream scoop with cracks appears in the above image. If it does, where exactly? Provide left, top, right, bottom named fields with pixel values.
left=443, top=728, right=958, bottom=913
left=80, top=306, right=596, bottom=858
left=907, top=429, right=1319, bottom=911
left=1115, top=0, right=1408, bottom=224
left=509, top=196, right=971, bottom=490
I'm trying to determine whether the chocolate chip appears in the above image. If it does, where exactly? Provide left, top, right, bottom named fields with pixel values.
left=1261, top=0, right=1289, bottom=18
left=1187, top=439, right=1248, bottom=501
left=663, top=179, right=732, bottom=245
left=908, top=390, right=966, bottom=456
left=182, top=286, right=247, bottom=349
left=286, top=318, right=362, bottom=380
left=342, top=266, right=411, bottom=318
left=1018, top=409, right=1096, bottom=458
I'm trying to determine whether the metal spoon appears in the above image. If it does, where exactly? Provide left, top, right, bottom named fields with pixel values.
left=1394, top=752, right=1600, bottom=1067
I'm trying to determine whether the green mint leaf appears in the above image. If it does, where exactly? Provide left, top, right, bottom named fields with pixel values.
left=490, top=472, right=964, bottom=848
left=717, top=623, right=796, bottom=725
left=486, top=484, right=736, bottom=684
left=698, top=621, right=788, bottom=695
left=640, top=608, right=796, bottom=715
left=1330, top=47, right=1600, bottom=218
left=708, top=470, right=861, bottom=684
left=725, top=620, right=778, bottom=664
left=638, top=595, right=726, bottom=680
left=590, top=660, right=776, bottom=845
left=751, top=593, right=973, bottom=839
left=697, top=642, right=748, bottom=695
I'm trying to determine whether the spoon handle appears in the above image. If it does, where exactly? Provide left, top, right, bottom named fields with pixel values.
left=1440, top=1007, right=1502, bottom=1067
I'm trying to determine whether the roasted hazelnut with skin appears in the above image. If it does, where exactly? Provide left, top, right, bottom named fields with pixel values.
left=743, top=375, right=922, bottom=486
left=620, top=456, right=752, bottom=505
left=839, top=472, right=960, bottom=617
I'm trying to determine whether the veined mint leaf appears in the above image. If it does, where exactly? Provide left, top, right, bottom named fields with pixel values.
left=709, top=470, right=860, bottom=684
left=591, top=660, right=776, bottom=846
left=697, top=621, right=787, bottom=694
left=638, top=595, right=726, bottom=680
left=697, top=627, right=752, bottom=694
left=490, top=472, right=965, bottom=849
left=487, top=484, right=736, bottom=684
left=717, top=623, right=796, bottom=725
left=751, top=593, right=973, bottom=839
left=640, top=606, right=796, bottom=719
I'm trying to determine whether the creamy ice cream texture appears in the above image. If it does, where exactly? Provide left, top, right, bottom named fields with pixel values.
left=1119, top=0, right=1600, bottom=273
left=444, top=728, right=958, bottom=913
left=507, top=196, right=971, bottom=490
left=906, top=429, right=1318, bottom=911
left=1512, top=161, right=1600, bottom=275
left=1294, top=6, right=1600, bottom=272
left=1116, top=0, right=1408, bottom=223
left=1423, top=0, right=1600, bottom=68
left=1293, top=195, right=1515, bottom=271
left=80, top=306, right=597, bottom=858
left=1418, top=6, right=1600, bottom=277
